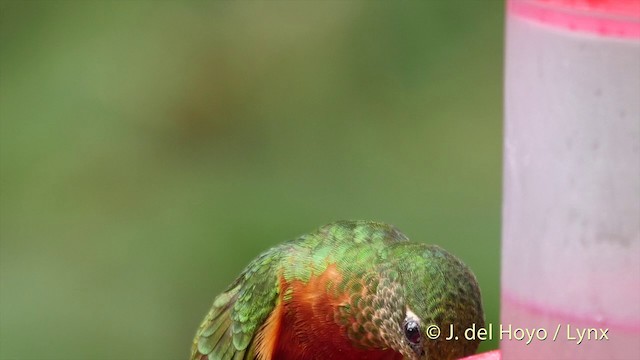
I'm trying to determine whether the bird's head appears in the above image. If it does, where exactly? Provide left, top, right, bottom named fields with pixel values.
left=382, top=243, right=485, bottom=360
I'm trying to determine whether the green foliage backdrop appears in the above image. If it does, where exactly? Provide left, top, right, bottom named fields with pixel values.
left=0, top=1, right=503, bottom=359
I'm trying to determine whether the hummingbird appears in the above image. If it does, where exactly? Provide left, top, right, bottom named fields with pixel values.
left=191, top=220, right=484, bottom=360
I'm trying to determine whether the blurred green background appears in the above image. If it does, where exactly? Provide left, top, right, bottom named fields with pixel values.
left=0, top=1, right=503, bottom=359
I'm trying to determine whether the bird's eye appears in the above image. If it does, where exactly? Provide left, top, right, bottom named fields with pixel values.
left=404, top=320, right=421, bottom=344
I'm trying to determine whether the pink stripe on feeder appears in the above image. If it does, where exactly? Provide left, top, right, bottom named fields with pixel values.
left=509, top=0, right=640, bottom=39
left=461, top=350, right=502, bottom=360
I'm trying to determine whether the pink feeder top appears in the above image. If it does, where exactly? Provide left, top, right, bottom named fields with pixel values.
left=509, top=0, right=640, bottom=39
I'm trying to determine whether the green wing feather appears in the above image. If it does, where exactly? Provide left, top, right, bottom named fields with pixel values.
left=191, top=244, right=288, bottom=360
